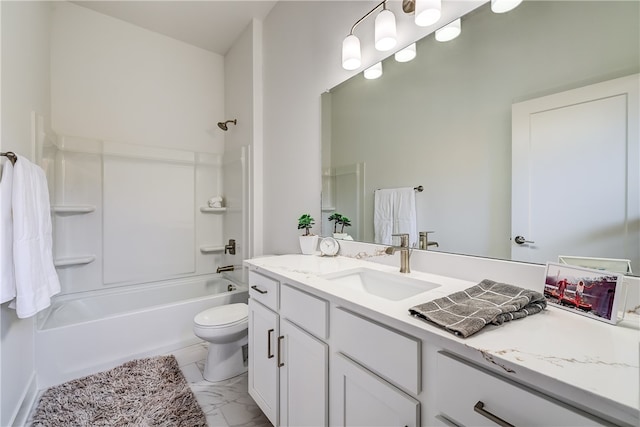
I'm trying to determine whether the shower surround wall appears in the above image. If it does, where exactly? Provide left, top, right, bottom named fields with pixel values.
left=49, top=137, right=227, bottom=296
left=49, top=2, right=227, bottom=292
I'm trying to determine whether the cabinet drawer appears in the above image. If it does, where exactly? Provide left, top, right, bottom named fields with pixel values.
left=436, top=352, right=607, bottom=427
left=280, top=283, right=328, bottom=339
left=332, top=307, right=420, bottom=394
left=249, top=271, right=279, bottom=311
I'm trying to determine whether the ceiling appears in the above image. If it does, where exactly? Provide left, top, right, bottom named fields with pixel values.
left=72, top=1, right=278, bottom=56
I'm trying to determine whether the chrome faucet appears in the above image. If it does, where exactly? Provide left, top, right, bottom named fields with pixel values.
left=216, top=265, right=235, bottom=274
left=225, top=239, right=236, bottom=255
left=385, top=233, right=411, bottom=273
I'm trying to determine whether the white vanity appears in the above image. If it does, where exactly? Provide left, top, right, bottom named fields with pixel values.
left=244, top=252, right=639, bottom=427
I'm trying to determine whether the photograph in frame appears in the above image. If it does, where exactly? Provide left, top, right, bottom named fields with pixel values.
left=543, top=262, right=624, bottom=324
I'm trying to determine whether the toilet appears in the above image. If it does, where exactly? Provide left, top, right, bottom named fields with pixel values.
left=193, top=303, right=248, bottom=382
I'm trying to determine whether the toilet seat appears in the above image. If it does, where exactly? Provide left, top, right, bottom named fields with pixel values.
left=194, top=303, right=248, bottom=328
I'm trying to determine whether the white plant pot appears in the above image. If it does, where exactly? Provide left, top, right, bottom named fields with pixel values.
left=299, top=235, right=319, bottom=255
left=333, top=233, right=353, bottom=241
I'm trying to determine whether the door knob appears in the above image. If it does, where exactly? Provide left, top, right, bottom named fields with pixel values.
left=514, top=235, right=534, bottom=245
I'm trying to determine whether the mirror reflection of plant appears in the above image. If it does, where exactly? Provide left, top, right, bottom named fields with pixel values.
left=298, top=214, right=315, bottom=236
left=339, top=216, right=351, bottom=233
left=328, top=213, right=343, bottom=233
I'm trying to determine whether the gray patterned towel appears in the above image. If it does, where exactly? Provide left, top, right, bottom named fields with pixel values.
left=409, top=279, right=547, bottom=338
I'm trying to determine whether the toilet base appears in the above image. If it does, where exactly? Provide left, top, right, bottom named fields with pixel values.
left=203, top=340, right=248, bottom=382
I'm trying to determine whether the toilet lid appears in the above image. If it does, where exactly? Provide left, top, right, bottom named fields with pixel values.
left=195, top=303, right=248, bottom=327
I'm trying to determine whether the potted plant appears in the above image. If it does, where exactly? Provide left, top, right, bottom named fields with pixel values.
left=330, top=213, right=352, bottom=240
left=297, top=214, right=318, bottom=255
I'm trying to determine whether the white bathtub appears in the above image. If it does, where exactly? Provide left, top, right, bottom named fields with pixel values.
left=35, top=274, right=248, bottom=388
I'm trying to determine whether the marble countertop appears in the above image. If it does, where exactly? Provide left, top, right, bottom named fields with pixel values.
left=245, top=254, right=640, bottom=425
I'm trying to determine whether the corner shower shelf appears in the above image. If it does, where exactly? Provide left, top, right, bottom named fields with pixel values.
left=200, top=206, right=226, bottom=213
left=51, top=205, right=96, bottom=214
left=54, top=255, right=96, bottom=267
left=199, top=245, right=225, bottom=253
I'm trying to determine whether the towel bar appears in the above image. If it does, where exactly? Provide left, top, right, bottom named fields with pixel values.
left=1, top=151, right=17, bottom=165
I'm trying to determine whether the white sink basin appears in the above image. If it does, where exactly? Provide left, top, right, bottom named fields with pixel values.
left=322, top=268, right=440, bottom=301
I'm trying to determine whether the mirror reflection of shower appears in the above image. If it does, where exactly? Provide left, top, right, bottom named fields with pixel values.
left=217, top=119, right=237, bottom=131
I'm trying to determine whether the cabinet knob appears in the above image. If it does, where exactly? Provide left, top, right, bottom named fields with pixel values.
left=473, top=401, right=514, bottom=427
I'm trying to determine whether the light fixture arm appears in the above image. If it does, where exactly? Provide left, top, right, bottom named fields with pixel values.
left=349, top=0, right=387, bottom=35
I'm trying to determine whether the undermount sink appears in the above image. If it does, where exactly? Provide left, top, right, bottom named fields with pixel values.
left=322, top=268, right=440, bottom=301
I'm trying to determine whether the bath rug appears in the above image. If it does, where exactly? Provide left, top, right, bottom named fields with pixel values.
left=30, top=355, right=207, bottom=427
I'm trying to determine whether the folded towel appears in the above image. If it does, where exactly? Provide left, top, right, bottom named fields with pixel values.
left=10, top=155, right=60, bottom=318
left=409, top=279, right=546, bottom=338
left=0, top=158, right=16, bottom=304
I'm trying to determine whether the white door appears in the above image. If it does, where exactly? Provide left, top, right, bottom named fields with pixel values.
left=511, top=74, right=639, bottom=270
left=248, top=299, right=279, bottom=426
left=278, top=319, right=328, bottom=427
left=329, top=353, right=420, bottom=427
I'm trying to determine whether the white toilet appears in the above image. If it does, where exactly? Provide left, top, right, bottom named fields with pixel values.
left=193, top=302, right=249, bottom=382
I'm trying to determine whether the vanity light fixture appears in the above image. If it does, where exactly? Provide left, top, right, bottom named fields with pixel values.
left=375, top=4, right=397, bottom=52
left=414, top=0, right=442, bottom=27
left=491, top=0, right=523, bottom=14
left=342, top=0, right=396, bottom=70
left=395, top=43, right=417, bottom=62
left=364, top=62, right=383, bottom=79
left=435, top=18, right=461, bottom=42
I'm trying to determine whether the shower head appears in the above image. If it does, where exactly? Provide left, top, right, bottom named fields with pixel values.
left=217, top=119, right=237, bottom=131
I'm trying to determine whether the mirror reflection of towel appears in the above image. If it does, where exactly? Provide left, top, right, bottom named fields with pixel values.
left=374, top=187, right=417, bottom=246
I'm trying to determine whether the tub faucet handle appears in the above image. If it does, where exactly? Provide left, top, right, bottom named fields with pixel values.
left=225, top=239, right=236, bottom=255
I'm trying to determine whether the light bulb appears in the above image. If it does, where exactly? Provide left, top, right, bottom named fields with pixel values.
left=395, top=43, right=417, bottom=62
left=364, top=62, right=383, bottom=79
left=415, top=0, right=441, bottom=27
left=491, top=0, right=523, bottom=13
left=435, top=19, right=461, bottom=42
left=342, top=34, right=361, bottom=70
left=375, top=9, right=397, bottom=51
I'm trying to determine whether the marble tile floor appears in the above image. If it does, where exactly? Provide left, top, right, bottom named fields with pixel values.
left=173, top=342, right=273, bottom=427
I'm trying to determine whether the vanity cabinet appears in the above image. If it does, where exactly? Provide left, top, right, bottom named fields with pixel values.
left=330, top=306, right=421, bottom=427
left=435, top=352, right=608, bottom=427
left=247, top=271, right=328, bottom=427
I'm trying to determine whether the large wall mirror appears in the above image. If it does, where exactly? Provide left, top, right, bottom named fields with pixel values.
left=321, top=1, right=639, bottom=275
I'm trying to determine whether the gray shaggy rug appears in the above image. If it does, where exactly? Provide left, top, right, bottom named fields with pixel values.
left=30, top=355, right=207, bottom=426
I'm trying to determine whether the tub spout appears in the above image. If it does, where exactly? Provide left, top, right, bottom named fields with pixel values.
left=216, top=265, right=235, bottom=274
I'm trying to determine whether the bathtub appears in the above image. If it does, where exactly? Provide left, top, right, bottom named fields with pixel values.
left=35, top=274, right=248, bottom=388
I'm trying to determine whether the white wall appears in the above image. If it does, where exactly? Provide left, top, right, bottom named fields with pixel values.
left=224, top=21, right=255, bottom=267
left=51, top=2, right=225, bottom=154
left=0, top=2, right=52, bottom=424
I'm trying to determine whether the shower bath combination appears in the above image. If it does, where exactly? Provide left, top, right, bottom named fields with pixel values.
left=218, top=119, right=237, bottom=131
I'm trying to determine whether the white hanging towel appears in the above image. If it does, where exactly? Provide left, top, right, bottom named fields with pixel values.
left=0, top=159, right=16, bottom=303
left=374, top=189, right=394, bottom=245
left=374, top=187, right=418, bottom=247
left=393, top=187, right=418, bottom=247
left=9, top=155, right=60, bottom=318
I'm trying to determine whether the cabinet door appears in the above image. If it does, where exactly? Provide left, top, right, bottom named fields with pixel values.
left=330, top=352, right=420, bottom=427
left=279, top=319, right=328, bottom=426
left=248, top=299, right=279, bottom=426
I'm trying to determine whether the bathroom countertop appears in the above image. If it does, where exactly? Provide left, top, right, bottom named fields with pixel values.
left=245, top=254, right=640, bottom=426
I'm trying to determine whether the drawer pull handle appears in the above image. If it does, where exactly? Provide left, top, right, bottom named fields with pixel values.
left=277, top=335, right=285, bottom=367
left=474, top=401, right=514, bottom=427
left=251, top=285, right=268, bottom=294
left=267, top=329, right=274, bottom=359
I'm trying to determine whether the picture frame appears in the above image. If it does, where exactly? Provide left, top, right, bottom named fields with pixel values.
left=543, top=262, right=625, bottom=324
left=558, top=255, right=633, bottom=275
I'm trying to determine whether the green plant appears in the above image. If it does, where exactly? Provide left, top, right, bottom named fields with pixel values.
left=297, top=214, right=315, bottom=236
left=339, top=216, right=351, bottom=233
left=328, top=213, right=343, bottom=233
